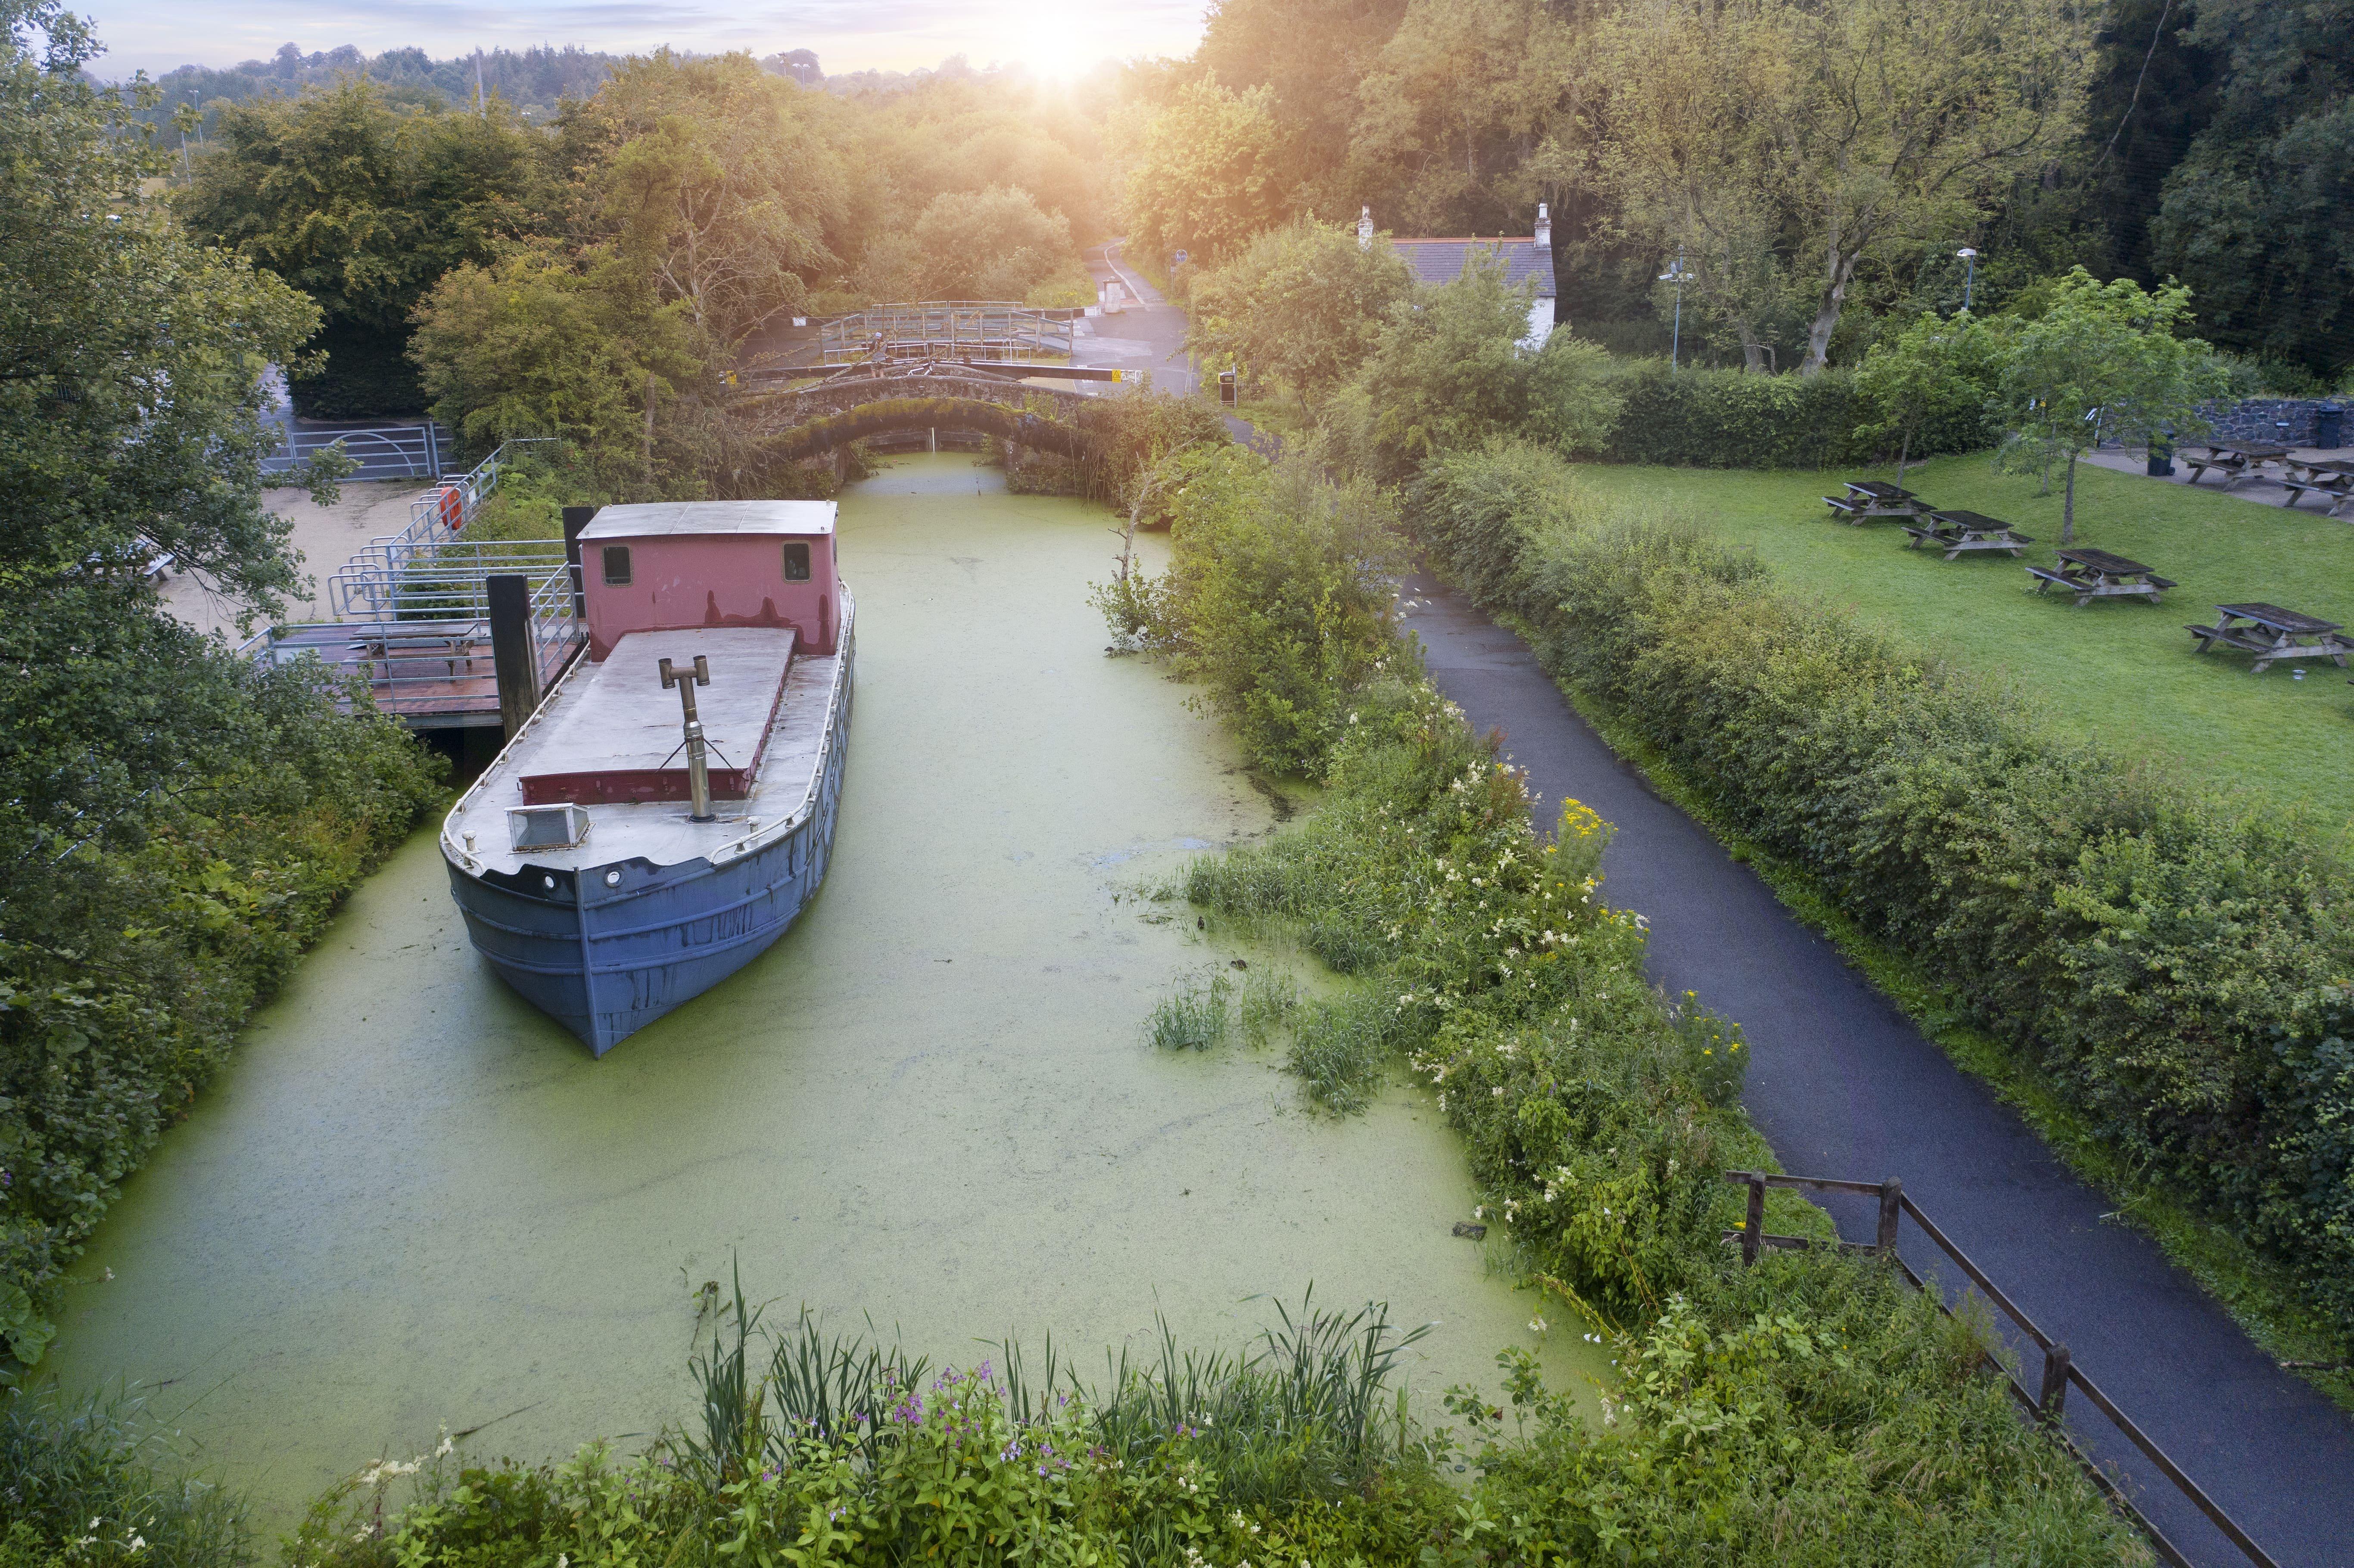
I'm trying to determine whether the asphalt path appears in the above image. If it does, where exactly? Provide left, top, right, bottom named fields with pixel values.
left=1399, top=572, right=2352, bottom=1568
left=1075, top=242, right=1198, bottom=397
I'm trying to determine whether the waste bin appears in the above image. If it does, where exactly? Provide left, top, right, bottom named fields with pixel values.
left=2147, top=431, right=2174, bottom=478
left=2317, top=405, right=2345, bottom=448
left=1219, top=368, right=1238, bottom=407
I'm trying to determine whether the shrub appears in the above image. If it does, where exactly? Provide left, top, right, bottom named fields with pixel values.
left=1102, top=446, right=1405, bottom=775
left=1410, top=438, right=2354, bottom=1344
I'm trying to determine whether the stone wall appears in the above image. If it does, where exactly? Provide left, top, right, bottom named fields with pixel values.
left=2102, top=397, right=2346, bottom=449
left=2199, top=398, right=2342, bottom=445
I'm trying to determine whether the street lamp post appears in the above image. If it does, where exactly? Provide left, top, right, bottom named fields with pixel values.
left=1956, top=247, right=1978, bottom=312
left=1658, top=248, right=1695, bottom=371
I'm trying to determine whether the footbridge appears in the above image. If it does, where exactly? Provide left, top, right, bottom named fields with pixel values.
left=734, top=361, right=1107, bottom=462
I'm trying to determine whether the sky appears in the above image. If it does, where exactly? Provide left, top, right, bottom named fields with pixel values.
left=84, top=0, right=1208, bottom=81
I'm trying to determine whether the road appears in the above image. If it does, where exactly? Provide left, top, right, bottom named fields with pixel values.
left=1074, top=242, right=1199, bottom=397
left=1399, top=572, right=2351, bottom=1567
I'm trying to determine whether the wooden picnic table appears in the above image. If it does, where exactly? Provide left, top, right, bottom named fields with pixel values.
left=1824, top=479, right=1931, bottom=524
left=2182, top=444, right=2289, bottom=487
left=352, top=624, right=483, bottom=678
left=2186, top=603, right=2352, bottom=672
left=2026, top=547, right=2177, bottom=607
left=1901, top=509, right=2034, bottom=560
left=2278, top=465, right=2354, bottom=516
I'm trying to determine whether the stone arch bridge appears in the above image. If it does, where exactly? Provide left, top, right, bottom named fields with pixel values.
left=734, top=365, right=1097, bottom=462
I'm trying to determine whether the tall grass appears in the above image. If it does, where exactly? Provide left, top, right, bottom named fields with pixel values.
left=0, top=1388, right=250, bottom=1568
left=1144, top=971, right=1231, bottom=1051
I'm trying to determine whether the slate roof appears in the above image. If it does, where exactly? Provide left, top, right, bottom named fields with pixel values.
left=1391, top=238, right=1556, bottom=296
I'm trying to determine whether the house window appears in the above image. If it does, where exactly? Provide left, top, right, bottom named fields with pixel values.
left=601, top=545, right=632, bottom=585
left=782, top=541, right=811, bottom=582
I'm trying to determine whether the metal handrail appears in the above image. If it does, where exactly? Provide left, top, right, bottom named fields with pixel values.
left=819, top=302, right=1074, bottom=366
left=328, top=542, right=567, bottom=622
left=1724, top=1170, right=2279, bottom=1568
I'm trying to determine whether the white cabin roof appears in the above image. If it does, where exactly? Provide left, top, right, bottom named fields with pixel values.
left=579, top=501, right=837, bottom=540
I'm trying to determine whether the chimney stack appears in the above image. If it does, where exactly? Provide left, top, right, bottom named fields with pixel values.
left=1534, top=202, right=1551, bottom=252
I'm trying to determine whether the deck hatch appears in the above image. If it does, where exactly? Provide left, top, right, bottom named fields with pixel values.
left=509, top=803, right=592, bottom=851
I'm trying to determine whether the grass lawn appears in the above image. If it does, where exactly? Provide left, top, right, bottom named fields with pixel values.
left=1572, top=454, right=2354, bottom=820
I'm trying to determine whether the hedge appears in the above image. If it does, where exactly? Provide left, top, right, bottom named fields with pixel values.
left=1409, top=439, right=2354, bottom=1346
left=1585, top=361, right=1998, bottom=470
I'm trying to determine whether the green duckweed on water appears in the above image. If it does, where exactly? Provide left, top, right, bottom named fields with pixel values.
left=41, top=456, right=1604, bottom=1525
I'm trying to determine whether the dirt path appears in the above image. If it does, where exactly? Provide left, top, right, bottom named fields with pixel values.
left=159, top=479, right=430, bottom=640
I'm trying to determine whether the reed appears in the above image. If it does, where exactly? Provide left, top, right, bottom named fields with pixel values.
left=1144, top=971, right=1231, bottom=1051
left=0, top=1387, right=251, bottom=1568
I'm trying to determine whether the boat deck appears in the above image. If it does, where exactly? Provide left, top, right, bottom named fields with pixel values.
left=520, top=628, right=795, bottom=804
left=445, top=633, right=842, bottom=877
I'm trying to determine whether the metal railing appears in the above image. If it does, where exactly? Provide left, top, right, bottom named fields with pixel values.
left=249, top=566, right=582, bottom=725
left=322, top=439, right=554, bottom=617
left=819, top=302, right=1075, bottom=366
left=262, top=422, right=455, bottom=481
left=327, top=541, right=568, bottom=623
left=1725, top=1170, right=2277, bottom=1568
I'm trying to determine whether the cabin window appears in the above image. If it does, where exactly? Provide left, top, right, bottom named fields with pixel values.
left=601, top=545, right=632, bottom=586
left=782, top=541, right=812, bottom=582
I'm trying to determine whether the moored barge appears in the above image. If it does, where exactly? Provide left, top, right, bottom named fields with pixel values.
left=440, top=501, right=853, bottom=1055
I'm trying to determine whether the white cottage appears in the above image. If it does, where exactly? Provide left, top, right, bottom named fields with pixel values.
left=1365, top=204, right=1558, bottom=351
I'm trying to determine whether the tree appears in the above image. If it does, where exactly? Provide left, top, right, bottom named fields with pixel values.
left=1851, top=311, right=2009, bottom=486
left=570, top=53, right=847, bottom=349
left=1358, top=254, right=1538, bottom=472
left=1344, top=0, right=1580, bottom=237
left=2, top=3, right=332, bottom=617
left=2148, top=0, right=2354, bottom=375
left=1196, top=0, right=1406, bottom=215
left=1120, top=78, right=1286, bottom=269
left=1995, top=269, right=2226, bottom=543
left=1186, top=218, right=1416, bottom=408
left=1595, top=0, right=2086, bottom=375
left=909, top=187, right=1074, bottom=301
left=1587, top=4, right=1798, bottom=372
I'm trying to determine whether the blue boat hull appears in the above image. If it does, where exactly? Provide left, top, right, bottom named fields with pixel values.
left=446, top=647, right=853, bottom=1056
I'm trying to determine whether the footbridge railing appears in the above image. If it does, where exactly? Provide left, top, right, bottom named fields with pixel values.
left=1725, top=1170, right=2277, bottom=1568
left=817, top=301, right=1076, bottom=366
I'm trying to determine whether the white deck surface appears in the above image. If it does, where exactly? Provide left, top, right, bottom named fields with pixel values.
left=521, top=628, right=794, bottom=789
left=442, top=631, right=844, bottom=878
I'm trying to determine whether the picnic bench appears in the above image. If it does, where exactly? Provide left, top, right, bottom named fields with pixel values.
left=2278, top=457, right=2354, bottom=516
left=352, top=625, right=483, bottom=678
left=2181, top=444, right=2288, bottom=487
left=1824, top=479, right=1930, bottom=524
left=1901, top=509, right=2034, bottom=560
left=2025, top=547, right=2176, bottom=607
left=2186, top=603, right=2353, bottom=672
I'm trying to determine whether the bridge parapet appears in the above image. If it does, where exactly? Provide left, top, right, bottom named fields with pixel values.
left=735, top=367, right=1093, bottom=435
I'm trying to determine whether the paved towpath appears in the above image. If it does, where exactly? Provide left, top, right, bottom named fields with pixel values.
left=1401, top=572, right=2352, bottom=1567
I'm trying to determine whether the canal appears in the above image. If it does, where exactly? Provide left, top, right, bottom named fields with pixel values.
left=47, top=455, right=1605, bottom=1521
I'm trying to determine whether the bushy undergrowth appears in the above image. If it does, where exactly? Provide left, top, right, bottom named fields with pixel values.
left=1411, top=437, right=2354, bottom=1350
left=1169, top=675, right=2143, bottom=1562
left=0, top=664, right=442, bottom=1377
left=0, top=1387, right=252, bottom=1568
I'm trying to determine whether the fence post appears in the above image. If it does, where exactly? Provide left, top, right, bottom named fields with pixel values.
left=2038, top=1343, right=2072, bottom=1424
left=1877, top=1178, right=1903, bottom=1255
left=488, top=574, right=541, bottom=740
left=1742, top=1175, right=1764, bottom=1266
